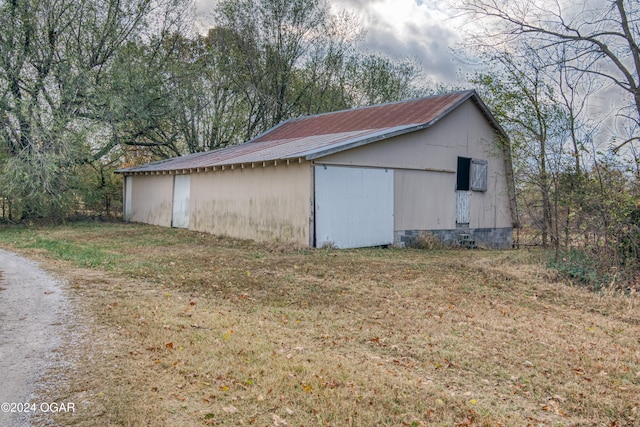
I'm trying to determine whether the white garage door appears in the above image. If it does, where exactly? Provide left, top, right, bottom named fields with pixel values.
left=315, top=165, right=394, bottom=248
left=172, top=175, right=190, bottom=228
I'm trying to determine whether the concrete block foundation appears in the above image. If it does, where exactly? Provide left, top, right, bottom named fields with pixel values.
left=395, top=227, right=513, bottom=249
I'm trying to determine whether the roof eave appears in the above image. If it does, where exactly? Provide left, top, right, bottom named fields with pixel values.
left=467, top=90, right=509, bottom=140
left=116, top=157, right=310, bottom=176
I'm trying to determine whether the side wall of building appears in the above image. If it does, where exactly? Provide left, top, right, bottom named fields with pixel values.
left=189, top=162, right=312, bottom=246
left=316, top=99, right=513, bottom=248
left=129, top=174, right=174, bottom=227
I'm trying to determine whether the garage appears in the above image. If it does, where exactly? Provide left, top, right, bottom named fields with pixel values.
left=118, top=90, right=516, bottom=249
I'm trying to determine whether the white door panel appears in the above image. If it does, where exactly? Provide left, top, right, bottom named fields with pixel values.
left=315, top=166, right=393, bottom=248
left=172, top=175, right=190, bottom=228
left=456, top=190, right=470, bottom=225
left=124, top=176, right=132, bottom=221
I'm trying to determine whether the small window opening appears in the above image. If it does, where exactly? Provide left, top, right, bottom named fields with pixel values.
left=457, top=157, right=471, bottom=191
left=457, top=157, right=487, bottom=192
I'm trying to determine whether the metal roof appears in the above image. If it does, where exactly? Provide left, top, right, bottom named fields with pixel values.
left=117, top=90, right=506, bottom=174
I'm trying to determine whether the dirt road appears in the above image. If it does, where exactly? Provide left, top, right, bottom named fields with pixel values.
left=0, top=249, right=68, bottom=427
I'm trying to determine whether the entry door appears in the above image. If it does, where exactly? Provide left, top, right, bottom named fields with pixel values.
left=315, top=165, right=393, bottom=248
left=124, top=176, right=132, bottom=221
left=172, top=175, right=190, bottom=228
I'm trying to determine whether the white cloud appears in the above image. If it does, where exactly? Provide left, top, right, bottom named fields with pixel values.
left=330, top=0, right=463, bottom=83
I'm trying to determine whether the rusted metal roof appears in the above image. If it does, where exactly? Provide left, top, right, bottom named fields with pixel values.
left=117, top=90, right=504, bottom=174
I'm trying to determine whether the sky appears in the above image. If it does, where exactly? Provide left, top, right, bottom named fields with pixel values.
left=192, top=0, right=634, bottom=149
left=194, top=0, right=468, bottom=86
left=329, top=0, right=465, bottom=84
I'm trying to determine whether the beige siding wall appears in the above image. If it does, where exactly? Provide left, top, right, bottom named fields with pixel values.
left=394, top=170, right=456, bottom=230
left=190, top=162, right=311, bottom=245
left=129, top=175, right=173, bottom=227
left=317, top=99, right=513, bottom=231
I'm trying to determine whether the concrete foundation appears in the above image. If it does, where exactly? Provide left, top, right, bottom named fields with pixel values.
left=395, top=227, right=513, bottom=249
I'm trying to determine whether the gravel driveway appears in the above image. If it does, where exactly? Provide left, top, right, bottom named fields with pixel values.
left=0, top=249, right=68, bottom=427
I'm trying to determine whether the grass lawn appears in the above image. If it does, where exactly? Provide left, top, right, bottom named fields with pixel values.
left=1, top=221, right=639, bottom=426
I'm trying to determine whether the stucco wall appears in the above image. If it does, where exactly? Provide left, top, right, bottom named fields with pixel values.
left=129, top=175, right=173, bottom=227
left=189, top=162, right=312, bottom=245
left=317, top=99, right=513, bottom=234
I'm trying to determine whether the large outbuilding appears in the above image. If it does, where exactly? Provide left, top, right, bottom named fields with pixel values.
left=117, top=90, right=518, bottom=249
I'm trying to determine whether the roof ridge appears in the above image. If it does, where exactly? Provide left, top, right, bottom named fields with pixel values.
left=282, top=89, right=476, bottom=123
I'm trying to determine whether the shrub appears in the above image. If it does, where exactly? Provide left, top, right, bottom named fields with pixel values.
left=548, top=248, right=612, bottom=292
left=410, top=231, right=443, bottom=250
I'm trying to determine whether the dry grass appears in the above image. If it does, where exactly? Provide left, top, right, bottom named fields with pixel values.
left=1, top=222, right=639, bottom=426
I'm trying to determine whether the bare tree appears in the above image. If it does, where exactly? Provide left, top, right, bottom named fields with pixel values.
left=460, top=0, right=640, bottom=151
left=471, top=45, right=575, bottom=248
left=461, top=0, right=640, bottom=286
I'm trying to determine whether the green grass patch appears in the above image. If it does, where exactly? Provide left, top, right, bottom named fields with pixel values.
left=26, top=237, right=119, bottom=268
left=547, top=248, right=612, bottom=291
left=0, top=224, right=122, bottom=268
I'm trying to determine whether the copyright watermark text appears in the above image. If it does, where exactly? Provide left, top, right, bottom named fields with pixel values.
left=1, top=402, right=75, bottom=413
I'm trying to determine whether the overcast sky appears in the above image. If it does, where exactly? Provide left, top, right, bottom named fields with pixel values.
left=194, top=0, right=468, bottom=86
left=331, top=0, right=465, bottom=84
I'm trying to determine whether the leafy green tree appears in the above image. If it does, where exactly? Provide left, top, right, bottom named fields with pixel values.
left=347, top=54, right=425, bottom=106
left=211, top=0, right=426, bottom=140
left=0, top=0, right=191, bottom=218
left=0, top=0, right=428, bottom=220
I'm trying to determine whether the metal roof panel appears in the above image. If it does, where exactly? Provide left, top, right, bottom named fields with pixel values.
left=117, top=90, right=504, bottom=174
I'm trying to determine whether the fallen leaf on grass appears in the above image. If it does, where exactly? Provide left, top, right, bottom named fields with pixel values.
left=165, top=342, right=174, bottom=349
left=541, top=400, right=567, bottom=416
left=223, top=405, right=238, bottom=413
left=457, top=416, right=474, bottom=426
